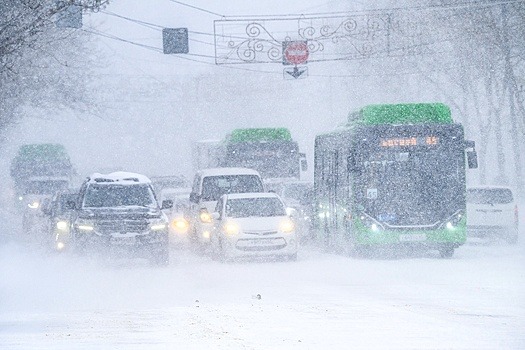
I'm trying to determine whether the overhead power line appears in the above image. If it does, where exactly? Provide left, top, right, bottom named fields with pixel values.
left=166, top=0, right=224, bottom=17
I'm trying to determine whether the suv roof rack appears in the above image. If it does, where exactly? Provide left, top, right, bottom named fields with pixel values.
left=87, top=172, right=151, bottom=184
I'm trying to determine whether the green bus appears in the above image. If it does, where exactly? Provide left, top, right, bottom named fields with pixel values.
left=313, top=103, right=478, bottom=257
left=219, top=128, right=307, bottom=179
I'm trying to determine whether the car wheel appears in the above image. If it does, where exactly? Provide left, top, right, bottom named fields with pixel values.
left=439, top=246, right=454, bottom=258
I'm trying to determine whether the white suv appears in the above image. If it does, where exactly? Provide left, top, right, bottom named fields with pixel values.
left=466, top=186, right=519, bottom=244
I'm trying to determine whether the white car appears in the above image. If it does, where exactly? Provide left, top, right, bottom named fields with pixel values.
left=467, top=186, right=519, bottom=244
left=210, top=192, right=298, bottom=261
left=188, top=168, right=265, bottom=247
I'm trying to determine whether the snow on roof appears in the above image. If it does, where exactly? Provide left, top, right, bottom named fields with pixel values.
left=197, top=167, right=261, bottom=177
left=224, top=192, right=280, bottom=200
left=88, top=171, right=151, bottom=184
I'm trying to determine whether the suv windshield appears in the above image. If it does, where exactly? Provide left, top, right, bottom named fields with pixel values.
left=226, top=197, right=286, bottom=218
left=467, top=188, right=513, bottom=204
left=83, top=184, right=157, bottom=208
left=201, top=175, right=263, bottom=202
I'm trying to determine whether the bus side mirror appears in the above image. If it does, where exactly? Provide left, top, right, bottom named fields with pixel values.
left=465, top=140, right=478, bottom=169
left=467, top=150, right=478, bottom=169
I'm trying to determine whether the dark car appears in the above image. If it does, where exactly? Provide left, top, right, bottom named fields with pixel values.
left=68, top=172, right=173, bottom=265
left=41, top=189, right=78, bottom=251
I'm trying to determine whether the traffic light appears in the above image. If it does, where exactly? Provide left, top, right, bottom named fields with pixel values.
left=162, top=28, right=189, bottom=54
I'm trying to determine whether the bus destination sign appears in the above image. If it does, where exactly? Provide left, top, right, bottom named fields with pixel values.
left=380, top=136, right=439, bottom=147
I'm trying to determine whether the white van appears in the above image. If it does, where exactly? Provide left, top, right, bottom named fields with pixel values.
left=188, top=168, right=265, bottom=245
left=466, top=186, right=519, bottom=244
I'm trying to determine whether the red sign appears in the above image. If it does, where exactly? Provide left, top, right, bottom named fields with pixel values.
left=283, top=41, right=309, bottom=65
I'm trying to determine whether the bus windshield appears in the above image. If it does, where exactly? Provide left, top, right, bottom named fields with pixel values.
left=357, top=147, right=463, bottom=226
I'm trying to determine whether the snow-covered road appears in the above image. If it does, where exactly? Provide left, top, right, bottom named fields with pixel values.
left=1, top=234, right=524, bottom=349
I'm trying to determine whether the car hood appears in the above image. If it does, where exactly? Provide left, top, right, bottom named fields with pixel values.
left=230, top=215, right=289, bottom=232
left=79, top=207, right=162, bottom=220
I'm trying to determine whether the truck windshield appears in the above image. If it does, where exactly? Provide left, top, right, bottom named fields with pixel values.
left=201, top=175, right=263, bottom=202
left=223, top=142, right=300, bottom=179
left=83, top=184, right=157, bottom=208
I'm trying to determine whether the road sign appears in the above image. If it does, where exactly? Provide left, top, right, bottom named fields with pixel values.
left=283, top=66, right=308, bottom=80
left=282, top=41, right=309, bottom=65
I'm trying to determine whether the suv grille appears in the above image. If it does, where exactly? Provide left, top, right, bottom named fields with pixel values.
left=95, top=220, right=149, bottom=234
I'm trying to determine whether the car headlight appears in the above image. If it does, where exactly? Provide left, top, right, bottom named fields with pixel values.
left=171, top=217, right=189, bottom=233
left=75, top=219, right=94, bottom=232
left=150, top=219, right=168, bottom=231
left=199, top=211, right=212, bottom=223
left=441, top=210, right=464, bottom=230
left=279, top=218, right=295, bottom=233
left=56, top=220, right=69, bottom=231
left=358, top=213, right=384, bottom=232
left=28, top=201, right=39, bottom=209
left=223, top=221, right=239, bottom=235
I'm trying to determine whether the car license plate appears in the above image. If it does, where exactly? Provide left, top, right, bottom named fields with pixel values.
left=399, top=234, right=426, bottom=242
left=110, top=237, right=136, bottom=245
left=242, top=238, right=282, bottom=247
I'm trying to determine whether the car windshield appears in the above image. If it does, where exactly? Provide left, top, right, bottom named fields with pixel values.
left=201, top=175, right=263, bottom=202
left=467, top=188, right=513, bottom=204
left=83, top=184, right=157, bottom=208
left=226, top=197, right=286, bottom=218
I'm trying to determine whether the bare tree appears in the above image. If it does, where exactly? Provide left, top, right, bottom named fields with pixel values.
left=0, top=0, right=109, bottom=140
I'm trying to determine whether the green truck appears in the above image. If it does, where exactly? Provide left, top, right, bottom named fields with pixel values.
left=11, top=143, right=74, bottom=204
left=218, top=128, right=307, bottom=180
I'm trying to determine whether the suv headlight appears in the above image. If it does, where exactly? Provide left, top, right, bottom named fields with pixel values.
left=440, top=210, right=464, bottom=230
left=150, top=218, right=168, bottom=231
left=75, top=219, right=94, bottom=232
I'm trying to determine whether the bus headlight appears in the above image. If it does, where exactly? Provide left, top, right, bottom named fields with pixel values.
left=441, top=210, right=464, bottom=230
left=359, top=213, right=384, bottom=232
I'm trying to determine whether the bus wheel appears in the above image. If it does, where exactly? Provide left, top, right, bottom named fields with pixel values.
left=439, top=246, right=454, bottom=258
